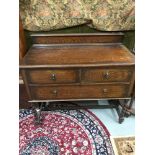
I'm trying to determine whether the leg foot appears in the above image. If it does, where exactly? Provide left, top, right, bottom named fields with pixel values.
left=34, top=108, right=42, bottom=124
left=33, top=102, right=44, bottom=124
left=119, top=117, right=124, bottom=124
left=109, top=100, right=125, bottom=124
left=118, top=107, right=126, bottom=124
left=118, top=110, right=125, bottom=124
left=124, top=111, right=131, bottom=117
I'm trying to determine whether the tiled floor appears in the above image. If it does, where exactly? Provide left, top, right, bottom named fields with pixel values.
left=90, top=100, right=135, bottom=136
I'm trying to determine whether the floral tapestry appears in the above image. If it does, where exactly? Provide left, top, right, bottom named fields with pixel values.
left=19, top=0, right=135, bottom=31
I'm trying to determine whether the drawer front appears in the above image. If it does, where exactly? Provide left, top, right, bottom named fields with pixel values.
left=27, top=69, right=79, bottom=84
left=81, top=68, right=132, bottom=83
left=30, top=84, right=129, bottom=100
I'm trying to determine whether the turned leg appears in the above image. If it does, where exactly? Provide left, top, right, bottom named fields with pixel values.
left=124, top=99, right=132, bottom=117
left=127, top=97, right=135, bottom=116
left=109, top=100, right=126, bottom=124
left=121, top=99, right=135, bottom=117
left=119, top=107, right=125, bottom=124
left=108, top=100, right=125, bottom=124
left=34, top=107, right=41, bottom=124
left=119, top=99, right=132, bottom=123
left=33, top=102, right=43, bottom=124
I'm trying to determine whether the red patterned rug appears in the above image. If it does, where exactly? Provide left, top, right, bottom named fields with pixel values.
left=19, top=109, right=114, bottom=155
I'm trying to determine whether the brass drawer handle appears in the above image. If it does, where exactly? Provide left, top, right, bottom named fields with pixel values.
left=103, top=71, right=110, bottom=79
left=51, top=73, right=56, bottom=81
left=103, top=88, right=108, bottom=93
left=52, top=90, right=58, bottom=96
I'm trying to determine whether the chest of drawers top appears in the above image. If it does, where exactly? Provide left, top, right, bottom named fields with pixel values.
left=21, top=32, right=134, bottom=68
left=20, top=44, right=134, bottom=68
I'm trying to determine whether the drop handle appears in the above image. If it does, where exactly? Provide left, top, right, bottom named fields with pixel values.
left=51, top=73, right=56, bottom=81
left=103, top=88, right=108, bottom=93
left=103, top=71, right=110, bottom=79
left=52, top=90, right=58, bottom=96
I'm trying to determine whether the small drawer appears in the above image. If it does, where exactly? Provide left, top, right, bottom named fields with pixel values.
left=81, top=68, right=132, bottom=83
left=27, top=69, right=79, bottom=84
left=30, top=84, right=129, bottom=100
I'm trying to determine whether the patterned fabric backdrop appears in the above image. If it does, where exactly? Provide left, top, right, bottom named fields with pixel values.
left=19, top=0, right=135, bottom=31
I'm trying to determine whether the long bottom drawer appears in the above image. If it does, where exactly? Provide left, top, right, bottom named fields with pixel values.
left=30, top=84, right=129, bottom=100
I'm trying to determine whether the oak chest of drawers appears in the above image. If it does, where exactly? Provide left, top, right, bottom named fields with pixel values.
left=20, top=33, right=135, bottom=123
